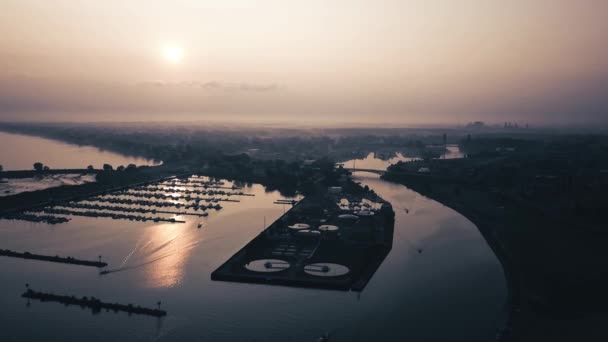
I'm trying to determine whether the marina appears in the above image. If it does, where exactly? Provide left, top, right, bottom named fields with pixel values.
left=1, top=175, right=254, bottom=225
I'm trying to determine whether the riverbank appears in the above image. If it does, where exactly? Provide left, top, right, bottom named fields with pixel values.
left=0, top=169, right=101, bottom=179
left=382, top=172, right=608, bottom=341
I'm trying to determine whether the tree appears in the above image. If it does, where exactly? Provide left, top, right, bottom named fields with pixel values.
left=126, top=164, right=137, bottom=171
left=87, top=165, right=94, bottom=171
left=43, top=166, right=50, bottom=171
left=102, top=164, right=113, bottom=172
left=33, top=162, right=44, bottom=171
left=116, top=165, right=125, bottom=172
left=0, top=164, right=3, bottom=172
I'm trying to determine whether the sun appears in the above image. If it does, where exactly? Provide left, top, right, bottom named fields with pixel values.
left=162, top=44, right=184, bottom=64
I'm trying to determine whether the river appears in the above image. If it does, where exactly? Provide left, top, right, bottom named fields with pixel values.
left=0, top=134, right=506, bottom=341
left=340, top=144, right=465, bottom=170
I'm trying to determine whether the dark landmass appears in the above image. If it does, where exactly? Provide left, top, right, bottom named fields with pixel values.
left=0, top=121, right=457, bottom=163
left=383, top=134, right=608, bottom=341
left=212, top=171, right=395, bottom=291
left=22, top=289, right=166, bottom=317
left=4, top=122, right=608, bottom=338
left=0, top=155, right=338, bottom=216
left=0, top=249, right=107, bottom=267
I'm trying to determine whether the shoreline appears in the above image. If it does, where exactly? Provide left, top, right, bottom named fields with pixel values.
left=421, top=192, right=518, bottom=341
left=380, top=173, right=521, bottom=341
left=381, top=170, right=608, bottom=341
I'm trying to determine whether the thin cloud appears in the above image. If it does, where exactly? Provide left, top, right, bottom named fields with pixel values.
left=138, top=80, right=281, bottom=92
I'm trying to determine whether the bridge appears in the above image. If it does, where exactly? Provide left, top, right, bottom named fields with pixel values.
left=343, top=168, right=386, bottom=175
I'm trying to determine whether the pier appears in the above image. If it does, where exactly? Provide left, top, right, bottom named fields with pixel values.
left=128, top=186, right=252, bottom=196
left=55, top=202, right=211, bottom=217
left=106, top=190, right=246, bottom=201
left=157, top=182, right=242, bottom=190
left=0, top=249, right=107, bottom=268
left=38, top=207, right=186, bottom=223
left=22, top=288, right=166, bottom=317
left=81, top=197, right=224, bottom=209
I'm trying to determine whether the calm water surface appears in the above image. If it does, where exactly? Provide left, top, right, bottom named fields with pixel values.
left=0, top=137, right=505, bottom=341
left=0, top=131, right=158, bottom=170
left=341, top=145, right=464, bottom=171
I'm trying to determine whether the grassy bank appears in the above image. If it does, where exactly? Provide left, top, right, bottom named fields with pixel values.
left=382, top=172, right=608, bottom=341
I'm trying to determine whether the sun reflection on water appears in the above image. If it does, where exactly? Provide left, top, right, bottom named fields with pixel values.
left=140, top=221, right=199, bottom=288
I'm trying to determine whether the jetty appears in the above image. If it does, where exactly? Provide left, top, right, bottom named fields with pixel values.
left=105, top=190, right=245, bottom=201
left=38, top=207, right=186, bottom=223
left=22, top=288, right=166, bottom=317
left=158, top=182, right=242, bottom=190
left=0, top=249, right=107, bottom=268
left=56, top=202, right=211, bottom=217
left=81, top=197, right=223, bottom=210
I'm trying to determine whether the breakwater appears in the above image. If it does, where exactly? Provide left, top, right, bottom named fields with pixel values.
left=22, top=289, right=167, bottom=317
left=0, top=249, right=107, bottom=267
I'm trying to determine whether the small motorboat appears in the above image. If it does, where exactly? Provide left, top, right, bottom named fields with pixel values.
left=315, top=332, right=331, bottom=342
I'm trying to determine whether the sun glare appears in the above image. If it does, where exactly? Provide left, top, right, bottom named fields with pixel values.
left=162, top=45, right=184, bottom=64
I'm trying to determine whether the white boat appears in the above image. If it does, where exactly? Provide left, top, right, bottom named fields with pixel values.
left=315, top=332, right=331, bottom=341
left=288, top=223, right=310, bottom=230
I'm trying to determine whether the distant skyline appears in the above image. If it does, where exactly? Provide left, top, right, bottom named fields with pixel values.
left=1, top=0, right=607, bottom=125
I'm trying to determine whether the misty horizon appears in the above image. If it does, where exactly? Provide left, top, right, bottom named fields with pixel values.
left=2, top=0, right=607, bottom=125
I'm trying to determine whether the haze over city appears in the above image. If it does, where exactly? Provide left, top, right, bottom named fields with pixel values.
left=1, top=0, right=607, bottom=125
left=2, top=2, right=608, bottom=342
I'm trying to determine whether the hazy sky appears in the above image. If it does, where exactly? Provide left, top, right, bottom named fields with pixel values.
left=1, top=0, right=607, bottom=124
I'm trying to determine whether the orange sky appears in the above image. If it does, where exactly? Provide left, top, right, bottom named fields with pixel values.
left=1, top=0, right=607, bottom=124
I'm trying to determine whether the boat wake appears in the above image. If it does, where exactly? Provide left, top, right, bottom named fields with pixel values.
left=101, top=229, right=200, bottom=276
